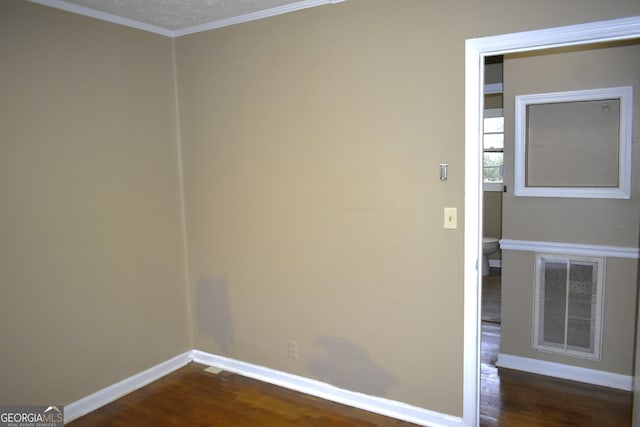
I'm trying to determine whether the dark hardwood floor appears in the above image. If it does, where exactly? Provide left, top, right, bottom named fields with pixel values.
left=67, top=363, right=420, bottom=427
left=480, top=269, right=633, bottom=426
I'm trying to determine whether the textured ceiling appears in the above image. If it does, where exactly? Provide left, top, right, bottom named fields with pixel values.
left=31, top=0, right=346, bottom=37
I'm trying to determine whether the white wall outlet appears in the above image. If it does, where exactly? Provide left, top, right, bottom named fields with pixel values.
left=287, top=340, right=298, bottom=359
left=443, top=207, right=457, bottom=229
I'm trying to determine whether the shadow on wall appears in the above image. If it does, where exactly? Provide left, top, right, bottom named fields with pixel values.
left=307, top=336, right=397, bottom=397
left=195, top=276, right=235, bottom=354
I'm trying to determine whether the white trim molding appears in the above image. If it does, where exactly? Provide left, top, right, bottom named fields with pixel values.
left=484, top=83, right=503, bottom=94
left=172, top=0, right=347, bottom=37
left=496, top=353, right=633, bottom=391
left=64, top=351, right=192, bottom=423
left=191, top=350, right=463, bottom=427
left=488, top=259, right=502, bottom=268
left=514, top=86, right=633, bottom=199
left=29, top=0, right=348, bottom=38
left=29, top=0, right=176, bottom=37
left=65, top=350, right=463, bottom=427
left=499, top=239, right=640, bottom=259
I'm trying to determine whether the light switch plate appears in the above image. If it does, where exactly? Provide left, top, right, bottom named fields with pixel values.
left=443, top=207, right=457, bottom=229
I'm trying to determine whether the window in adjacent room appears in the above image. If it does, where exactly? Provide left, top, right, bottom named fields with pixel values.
left=483, top=112, right=504, bottom=190
left=483, top=55, right=504, bottom=192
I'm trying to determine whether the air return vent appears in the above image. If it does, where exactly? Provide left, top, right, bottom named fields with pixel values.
left=533, top=254, right=605, bottom=360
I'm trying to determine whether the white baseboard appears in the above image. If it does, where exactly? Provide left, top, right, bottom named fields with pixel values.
left=191, top=350, right=463, bottom=427
left=64, top=351, right=192, bottom=423
left=66, top=349, right=463, bottom=427
left=488, top=259, right=502, bottom=268
left=496, top=353, right=633, bottom=391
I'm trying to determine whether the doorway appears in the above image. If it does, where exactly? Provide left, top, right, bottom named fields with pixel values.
left=463, top=16, right=640, bottom=427
left=480, top=54, right=504, bottom=328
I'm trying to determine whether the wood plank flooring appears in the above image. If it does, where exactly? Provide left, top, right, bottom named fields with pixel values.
left=480, top=270, right=633, bottom=426
left=67, top=363, right=420, bottom=427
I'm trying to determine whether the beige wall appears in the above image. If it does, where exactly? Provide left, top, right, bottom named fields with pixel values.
left=500, top=42, right=640, bottom=372
left=176, top=3, right=466, bottom=412
left=0, top=1, right=190, bottom=405
left=176, top=0, right=640, bottom=416
left=483, top=191, right=503, bottom=240
left=526, top=99, right=621, bottom=187
left=2, top=0, right=640, bottom=419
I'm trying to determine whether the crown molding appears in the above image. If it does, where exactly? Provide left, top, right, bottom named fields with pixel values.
left=29, top=0, right=348, bottom=38
left=172, top=0, right=347, bottom=37
left=29, top=0, right=175, bottom=36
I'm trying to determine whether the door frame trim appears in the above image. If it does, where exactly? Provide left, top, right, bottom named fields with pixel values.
left=463, top=16, right=640, bottom=427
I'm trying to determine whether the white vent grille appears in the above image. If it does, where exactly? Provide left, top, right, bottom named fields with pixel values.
left=533, top=254, right=605, bottom=360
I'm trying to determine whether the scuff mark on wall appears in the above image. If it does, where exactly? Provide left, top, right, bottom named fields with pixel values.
left=307, top=336, right=397, bottom=397
left=195, top=275, right=234, bottom=353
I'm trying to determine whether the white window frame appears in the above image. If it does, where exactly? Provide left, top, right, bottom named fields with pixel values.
left=532, top=253, right=606, bottom=360
left=483, top=108, right=504, bottom=192
left=514, top=86, right=633, bottom=199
